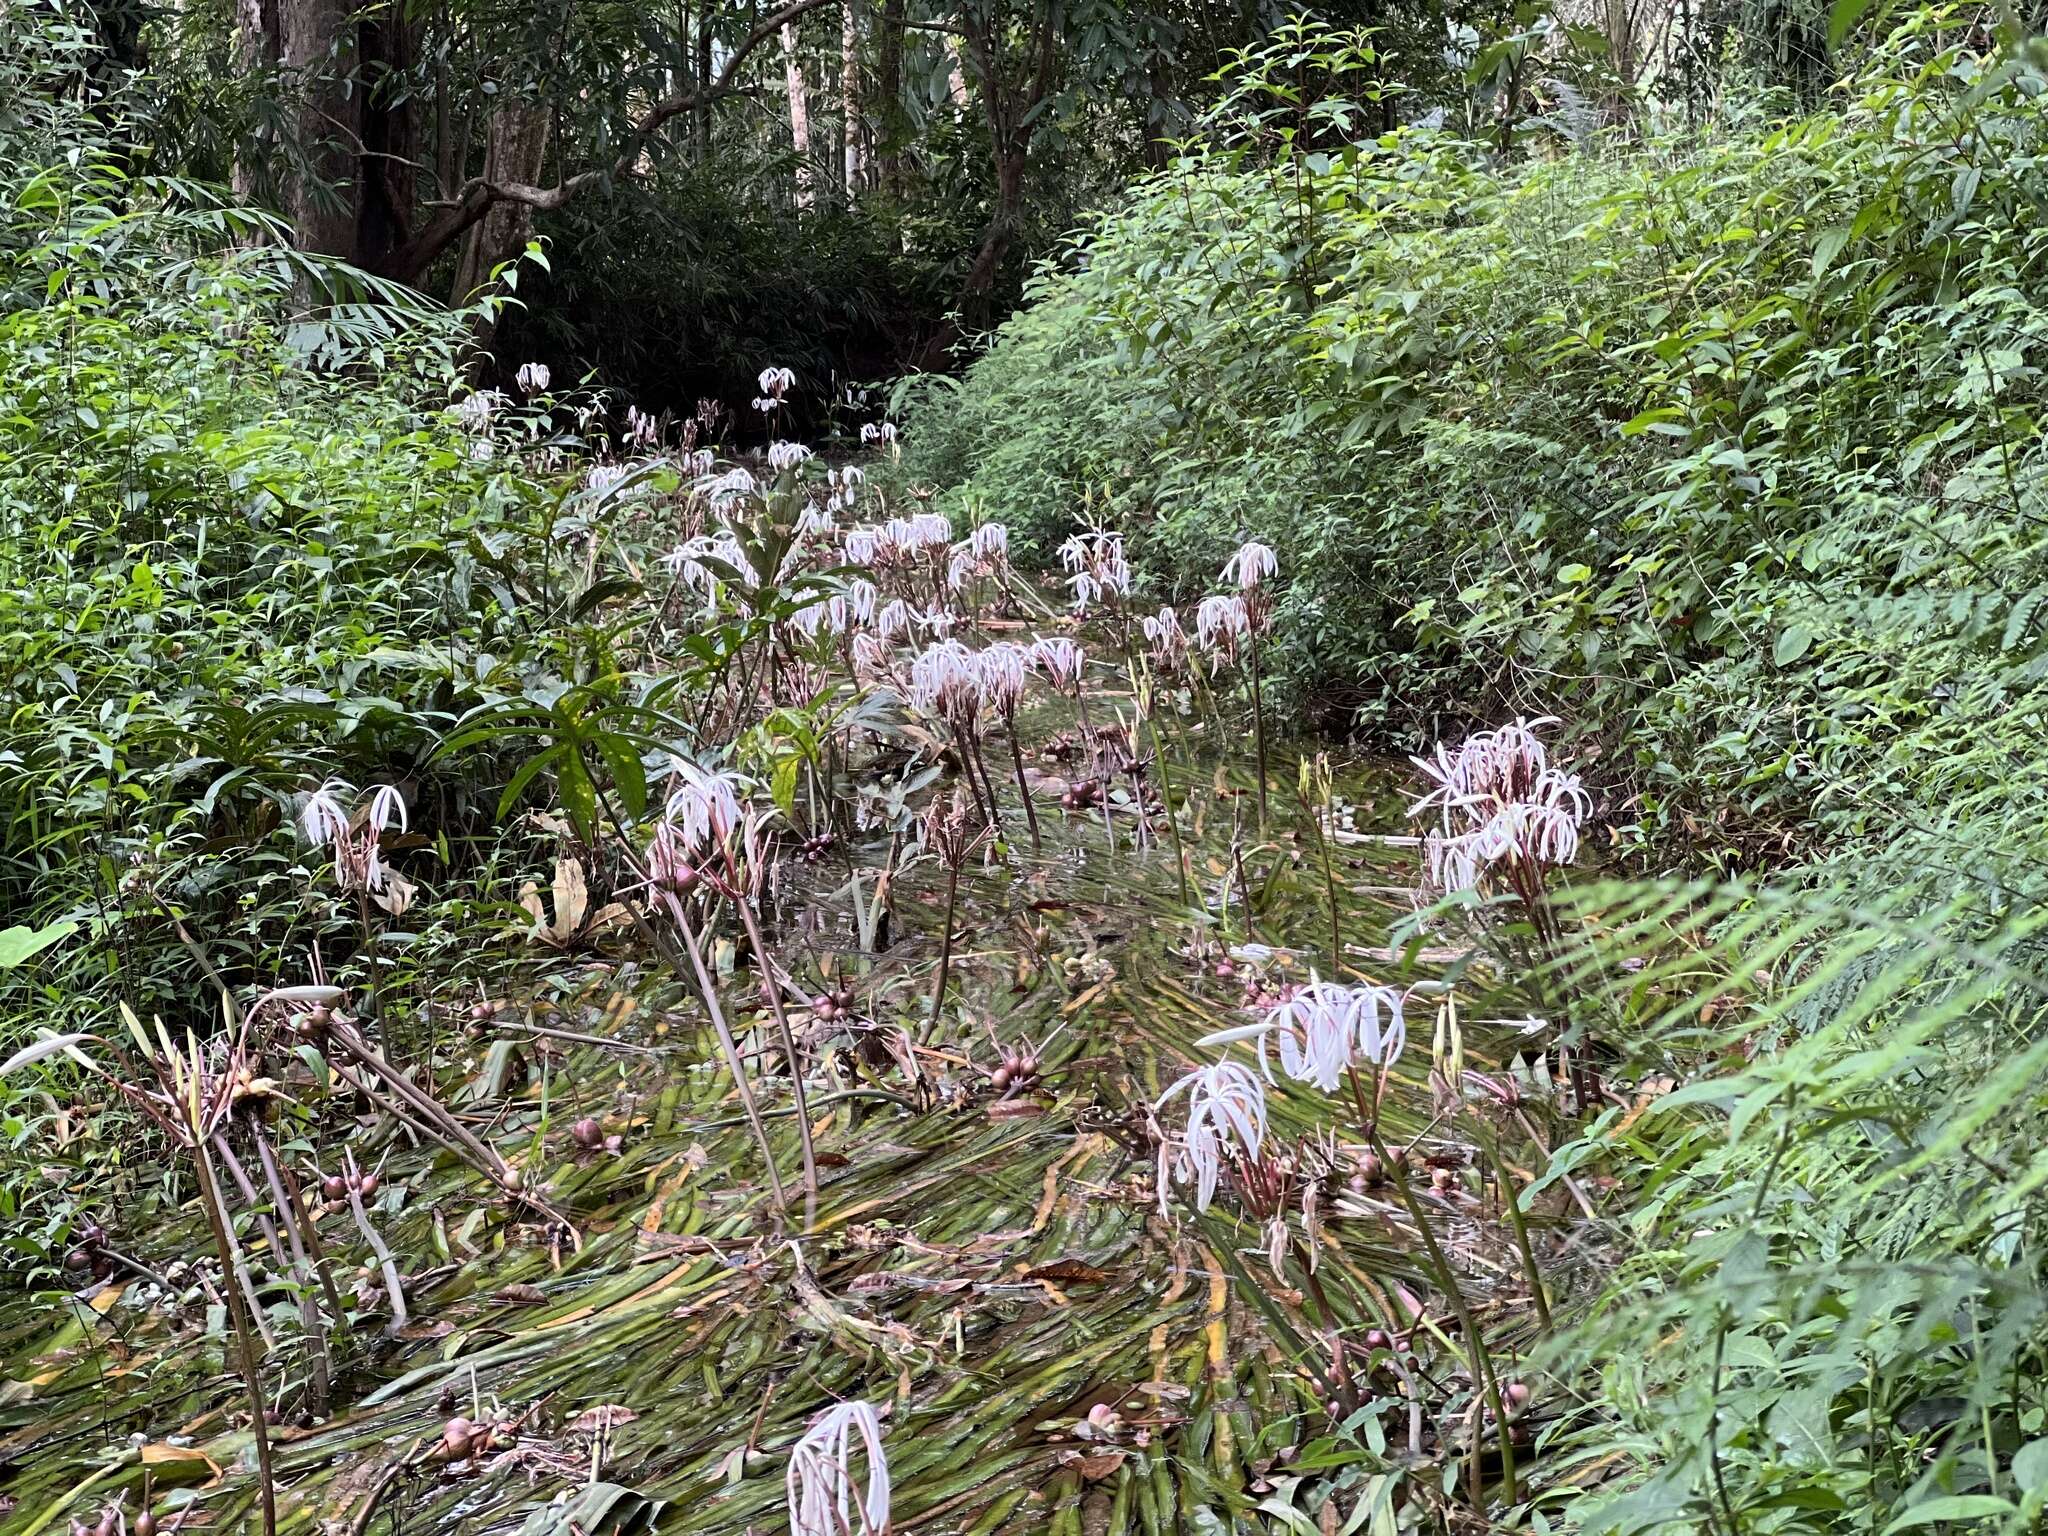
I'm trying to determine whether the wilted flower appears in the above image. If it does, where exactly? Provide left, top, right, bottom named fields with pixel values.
left=664, top=759, right=745, bottom=854
left=366, top=784, right=408, bottom=836
left=632, top=816, right=705, bottom=925
left=1156, top=1060, right=1269, bottom=1216
left=300, top=779, right=354, bottom=848
left=851, top=631, right=893, bottom=685
left=684, top=447, right=716, bottom=478
left=1201, top=979, right=1408, bottom=1093
left=1142, top=606, right=1188, bottom=672
left=454, top=391, right=499, bottom=431
left=909, top=639, right=984, bottom=723
left=332, top=825, right=389, bottom=895
left=625, top=405, right=660, bottom=448
left=1031, top=636, right=1086, bottom=693
left=1409, top=717, right=1590, bottom=893
left=859, top=421, right=899, bottom=446
left=920, top=786, right=990, bottom=867
left=1195, top=594, right=1251, bottom=656
left=515, top=362, right=551, bottom=394
left=1221, top=540, right=1278, bottom=592
left=786, top=1399, right=890, bottom=1536
left=586, top=463, right=632, bottom=495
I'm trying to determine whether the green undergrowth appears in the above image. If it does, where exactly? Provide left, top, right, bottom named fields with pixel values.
left=900, top=15, right=2048, bottom=864
left=898, top=14, right=2048, bottom=1536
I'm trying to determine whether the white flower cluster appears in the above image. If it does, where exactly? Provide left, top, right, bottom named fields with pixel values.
left=1409, top=716, right=1591, bottom=892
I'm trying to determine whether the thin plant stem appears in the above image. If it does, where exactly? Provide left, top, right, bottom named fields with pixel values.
left=1143, top=699, right=1191, bottom=909
left=343, top=1149, right=409, bottom=1330
left=672, top=908, right=791, bottom=1215
left=726, top=882, right=819, bottom=1219
left=1072, top=688, right=1116, bottom=845
left=1366, top=1123, right=1518, bottom=1506
left=192, top=1134, right=278, bottom=1536
left=1476, top=1129, right=1552, bottom=1333
left=1003, top=712, right=1043, bottom=852
left=252, top=1125, right=350, bottom=1327
left=214, top=1133, right=330, bottom=1413
left=1246, top=621, right=1270, bottom=829
left=928, top=861, right=962, bottom=1036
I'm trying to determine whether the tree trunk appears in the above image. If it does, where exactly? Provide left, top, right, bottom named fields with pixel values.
left=451, top=101, right=551, bottom=313
left=232, top=0, right=280, bottom=203
left=959, top=143, right=1022, bottom=314
left=697, top=4, right=714, bottom=157
left=841, top=0, right=863, bottom=198
left=355, top=7, right=416, bottom=272
left=280, top=0, right=358, bottom=258
left=782, top=20, right=814, bottom=207
left=876, top=0, right=903, bottom=193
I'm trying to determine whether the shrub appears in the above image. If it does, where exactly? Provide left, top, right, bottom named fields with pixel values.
left=902, top=14, right=2048, bottom=857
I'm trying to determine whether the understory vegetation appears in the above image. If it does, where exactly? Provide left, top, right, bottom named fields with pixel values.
left=896, top=13, right=2048, bottom=1535
left=10, top=3, right=2048, bottom=1536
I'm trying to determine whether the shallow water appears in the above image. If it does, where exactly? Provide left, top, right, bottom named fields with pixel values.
left=0, top=733, right=1554, bottom=1535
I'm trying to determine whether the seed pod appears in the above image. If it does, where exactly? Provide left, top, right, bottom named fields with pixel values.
left=655, top=864, right=701, bottom=895
left=321, top=1174, right=347, bottom=1202
left=442, top=1415, right=475, bottom=1457
left=1364, top=1328, right=1391, bottom=1351
left=357, top=1173, right=379, bottom=1199
left=470, top=999, right=498, bottom=1023
left=64, top=1247, right=93, bottom=1272
left=570, top=1117, right=603, bottom=1149
left=832, top=990, right=854, bottom=1012
left=991, top=1066, right=1013, bottom=1092
left=1503, top=1381, right=1532, bottom=1414
left=134, top=1512, right=158, bottom=1536
left=1430, top=1167, right=1454, bottom=1193
left=1357, top=1151, right=1384, bottom=1185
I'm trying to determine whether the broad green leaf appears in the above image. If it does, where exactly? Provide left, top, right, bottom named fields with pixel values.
left=0, top=920, right=77, bottom=969
left=1774, top=624, right=1813, bottom=666
left=1879, top=1496, right=2015, bottom=1534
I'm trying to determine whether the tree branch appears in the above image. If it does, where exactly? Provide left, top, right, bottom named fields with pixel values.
left=377, top=0, right=842, bottom=284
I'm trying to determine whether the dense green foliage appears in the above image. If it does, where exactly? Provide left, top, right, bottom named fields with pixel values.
left=23, top=3, right=2048, bottom=1533
left=904, top=16, right=2048, bottom=1533
left=904, top=19, right=2048, bottom=857
left=0, top=8, right=578, bottom=1260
